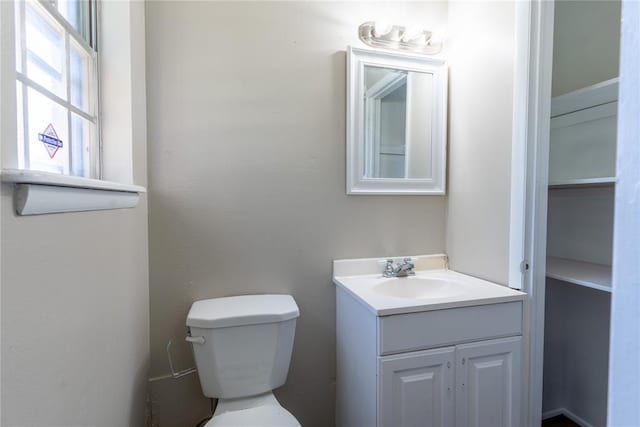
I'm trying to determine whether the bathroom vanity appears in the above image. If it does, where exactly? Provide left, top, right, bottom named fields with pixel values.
left=334, top=255, right=526, bottom=427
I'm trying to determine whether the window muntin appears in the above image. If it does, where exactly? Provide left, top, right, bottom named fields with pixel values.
left=15, top=0, right=99, bottom=179
left=57, top=0, right=91, bottom=40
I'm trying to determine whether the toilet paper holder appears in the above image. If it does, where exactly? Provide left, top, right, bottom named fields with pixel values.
left=148, top=339, right=197, bottom=382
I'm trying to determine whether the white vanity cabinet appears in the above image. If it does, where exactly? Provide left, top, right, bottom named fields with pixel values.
left=378, top=337, right=521, bottom=427
left=336, top=285, right=523, bottom=427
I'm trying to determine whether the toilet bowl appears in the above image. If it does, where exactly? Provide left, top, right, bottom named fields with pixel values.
left=186, top=294, right=301, bottom=427
left=205, top=392, right=299, bottom=426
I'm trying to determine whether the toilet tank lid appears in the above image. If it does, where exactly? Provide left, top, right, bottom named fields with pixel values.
left=186, top=294, right=299, bottom=329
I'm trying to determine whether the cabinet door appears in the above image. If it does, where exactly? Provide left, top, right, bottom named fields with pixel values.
left=455, top=336, right=522, bottom=427
left=378, top=347, right=455, bottom=427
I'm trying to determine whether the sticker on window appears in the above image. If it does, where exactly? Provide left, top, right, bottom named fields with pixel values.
left=38, top=123, right=63, bottom=158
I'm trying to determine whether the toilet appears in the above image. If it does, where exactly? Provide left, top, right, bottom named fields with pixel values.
left=186, top=294, right=301, bottom=426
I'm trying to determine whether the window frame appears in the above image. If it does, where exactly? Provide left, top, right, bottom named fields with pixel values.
left=1, top=0, right=146, bottom=216
left=15, top=0, right=101, bottom=179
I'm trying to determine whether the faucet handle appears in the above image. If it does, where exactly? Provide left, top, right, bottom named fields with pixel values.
left=383, top=259, right=395, bottom=276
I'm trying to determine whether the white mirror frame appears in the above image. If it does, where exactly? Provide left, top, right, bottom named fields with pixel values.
left=347, top=46, right=448, bottom=195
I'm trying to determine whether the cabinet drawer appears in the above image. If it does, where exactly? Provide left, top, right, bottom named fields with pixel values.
left=377, top=302, right=522, bottom=355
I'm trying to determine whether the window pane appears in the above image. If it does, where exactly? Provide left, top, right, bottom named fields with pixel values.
left=25, top=1, right=66, bottom=98
left=15, top=0, right=99, bottom=179
left=70, top=113, right=95, bottom=178
left=57, top=0, right=90, bottom=41
left=26, top=87, right=70, bottom=175
left=70, top=38, right=91, bottom=113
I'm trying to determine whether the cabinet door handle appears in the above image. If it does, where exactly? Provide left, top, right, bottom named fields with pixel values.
left=447, top=361, right=451, bottom=369
left=461, top=358, right=466, bottom=365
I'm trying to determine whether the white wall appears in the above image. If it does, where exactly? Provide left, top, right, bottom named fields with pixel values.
left=446, top=1, right=517, bottom=286
left=0, top=2, right=7, bottom=423
left=608, top=1, right=640, bottom=423
left=0, top=2, right=150, bottom=426
left=144, top=2, right=448, bottom=426
left=552, top=0, right=621, bottom=96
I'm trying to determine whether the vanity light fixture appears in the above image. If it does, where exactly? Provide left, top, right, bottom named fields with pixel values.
left=359, top=21, right=443, bottom=55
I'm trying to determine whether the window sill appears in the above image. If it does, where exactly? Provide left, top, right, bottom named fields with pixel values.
left=1, top=169, right=146, bottom=215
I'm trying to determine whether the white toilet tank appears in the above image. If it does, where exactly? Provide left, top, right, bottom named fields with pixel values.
left=186, top=294, right=299, bottom=399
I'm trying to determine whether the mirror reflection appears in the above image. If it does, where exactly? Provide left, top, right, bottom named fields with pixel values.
left=363, top=65, right=433, bottom=179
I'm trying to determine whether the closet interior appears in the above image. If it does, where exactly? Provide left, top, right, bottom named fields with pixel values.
left=541, top=2, right=621, bottom=426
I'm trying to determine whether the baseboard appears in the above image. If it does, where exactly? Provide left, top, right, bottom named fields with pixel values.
left=541, top=407, right=595, bottom=427
left=542, top=408, right=565, bottom=420
left=562, top=409, right=595, bottom=427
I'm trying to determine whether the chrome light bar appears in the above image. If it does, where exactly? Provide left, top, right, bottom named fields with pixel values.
left=358, top=21, right=443, bottom=55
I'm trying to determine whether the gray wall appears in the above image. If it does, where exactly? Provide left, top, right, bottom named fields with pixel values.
left=542, top=280, right=611, bottom=426
left=144, top=2, right=448, bottom=426
left=552, top=0, right=621, bottom=96
left=145, top=1, right=520, bottom=425
left=0, top=195, right=150, bottom=426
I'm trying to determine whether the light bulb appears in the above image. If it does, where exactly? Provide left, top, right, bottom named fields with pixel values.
left=401, top=26, right=424, bottom=43
left=429, top=29, right=448, bottom=45
left=373, top=20, right=393, bottom=38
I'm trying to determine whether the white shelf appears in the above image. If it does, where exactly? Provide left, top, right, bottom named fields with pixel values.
left=1, top=168, right=146, bottom=193
left=551, top=78, right=619, bottom=118
left=548, top=177, right=616, bottom=189
left=546, top=256, right=612, bottom=293
left=1, top=169, right=146, bottom=215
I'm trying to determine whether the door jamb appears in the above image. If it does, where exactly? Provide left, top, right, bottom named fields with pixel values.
left=509, top=0, right=556, bottom=425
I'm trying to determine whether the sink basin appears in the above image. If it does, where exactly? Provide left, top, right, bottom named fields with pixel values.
left=372, top=277, right=465, bottom=299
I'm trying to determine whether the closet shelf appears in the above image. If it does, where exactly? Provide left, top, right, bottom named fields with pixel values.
left=548, top=177, right=616, bottom=189
left=546, top=257, right=612, bottom=292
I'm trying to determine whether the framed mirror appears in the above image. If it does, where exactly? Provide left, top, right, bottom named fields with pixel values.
left=347, top=46, right=447, bottom=194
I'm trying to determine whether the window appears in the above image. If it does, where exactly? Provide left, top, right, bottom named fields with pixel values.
left=15, top=0, right=99, bottom=178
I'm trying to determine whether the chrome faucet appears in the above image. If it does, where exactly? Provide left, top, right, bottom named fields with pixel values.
left=383, top=258, right=416, bottom=278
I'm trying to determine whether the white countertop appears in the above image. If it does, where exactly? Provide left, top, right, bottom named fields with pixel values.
left=334, top=269, right=526, bottom=316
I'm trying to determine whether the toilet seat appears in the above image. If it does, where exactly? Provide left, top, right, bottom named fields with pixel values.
left=205, top=392, right=300, bottom=427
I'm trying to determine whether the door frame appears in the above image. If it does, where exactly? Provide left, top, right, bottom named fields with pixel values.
left=607, top=0, right=640, bottom=424
left=510, top=1, right=555, bottom=426
left=364, top=73, right=408, bottom=177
